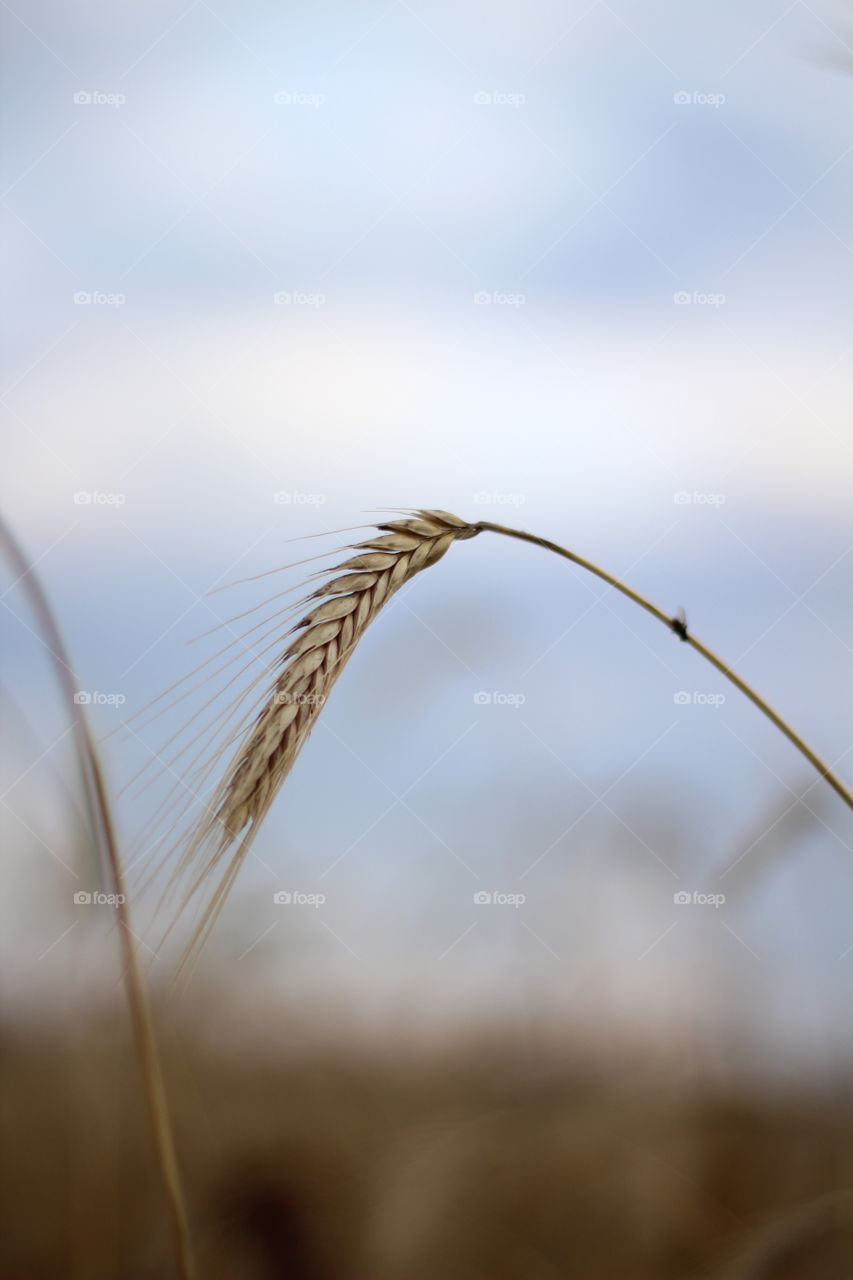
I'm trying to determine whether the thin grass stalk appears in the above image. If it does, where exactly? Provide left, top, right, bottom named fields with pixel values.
left=0, top=517, right=196, bottom=1280
left=474, top=519, right=853, bottom=814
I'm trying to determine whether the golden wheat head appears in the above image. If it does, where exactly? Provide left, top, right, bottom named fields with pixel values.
left=170, top=509, right=479, bottom=970
left=164, top=500, right=853, bottom=976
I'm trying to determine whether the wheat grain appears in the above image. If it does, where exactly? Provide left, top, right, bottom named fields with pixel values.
left=171, top=509, right=478, bottom=970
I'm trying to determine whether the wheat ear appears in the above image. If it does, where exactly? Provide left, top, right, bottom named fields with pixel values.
left=169, top=509, right=479, bottom=972
left=169, top=509, right=852, bottom=976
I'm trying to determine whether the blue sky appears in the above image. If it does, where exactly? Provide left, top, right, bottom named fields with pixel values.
left=2, top=0, right=853, bottom=1069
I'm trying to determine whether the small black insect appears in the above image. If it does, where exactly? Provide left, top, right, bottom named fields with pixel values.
left=671, top=607, right=689, bottom=642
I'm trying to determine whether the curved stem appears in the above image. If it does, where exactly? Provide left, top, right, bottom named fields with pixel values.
left=474, top=520, right=853, bottom=814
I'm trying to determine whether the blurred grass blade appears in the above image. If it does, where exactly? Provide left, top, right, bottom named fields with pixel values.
left=0, top=513, right=197, bottom=1280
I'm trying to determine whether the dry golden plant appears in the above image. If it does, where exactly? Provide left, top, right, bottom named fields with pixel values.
left=0, top=516, right=197, bottom=1280
left=152, top=509, right=852, bottom=977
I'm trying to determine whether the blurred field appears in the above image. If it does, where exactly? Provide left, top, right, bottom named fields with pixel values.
left=3, top=1003, right=853, bottom=1279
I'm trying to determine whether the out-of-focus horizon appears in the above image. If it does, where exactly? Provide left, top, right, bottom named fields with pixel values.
left=2, top=0, right=853, bottom=1074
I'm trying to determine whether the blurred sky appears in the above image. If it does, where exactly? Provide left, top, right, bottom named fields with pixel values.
left=2, top=0, right=853, bottom=1071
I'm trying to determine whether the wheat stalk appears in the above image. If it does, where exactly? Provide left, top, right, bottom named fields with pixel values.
left=167, top=509, right=853, bottom=977
left=475, top=520, right=853, bottom=814
left=169, top=509, right=478, bottom=972
left=0, top=516, right=196, bottom=1280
